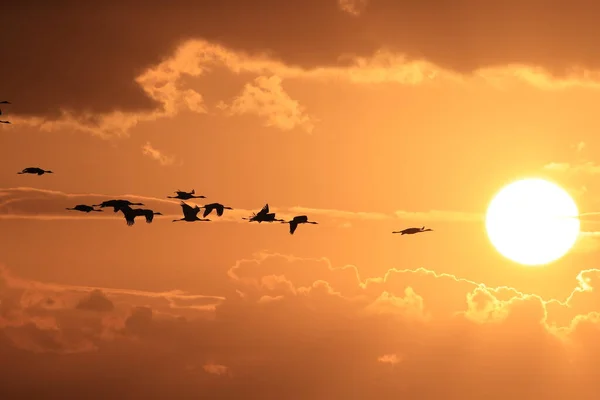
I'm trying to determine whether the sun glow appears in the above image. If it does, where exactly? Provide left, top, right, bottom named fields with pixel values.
left=485, top=178, right=580, bottom=266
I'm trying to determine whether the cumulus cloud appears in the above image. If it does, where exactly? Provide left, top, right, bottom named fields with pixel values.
left=8, top=2, right=600, bottom=137
left=1, top=252, right=600, bottom=398
left=218, top=75, right=315, bottom=133
left=142, top=142, right=177, bottom=166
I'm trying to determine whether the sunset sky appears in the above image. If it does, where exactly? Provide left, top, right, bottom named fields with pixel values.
left=2, top=1, right=600, bottom=398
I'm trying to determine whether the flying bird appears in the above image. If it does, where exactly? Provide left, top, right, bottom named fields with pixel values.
left=201, top=202, right=233, bottom=218
left=65, top=204, right=103, bottom=213
left=0, top=101, right=10, bottom=104
left=282, top=215, right=318, bottom=235
left=93, top=199, right=144, bottom=213
left=17, top=167, right=53, bottom=175
left=167, top=189, right=206, bottom=200
left=242, top=203, right=284, bottom=223
left=173, top=201, right=211, bottom=223
left=119, top=206, right=163, bottom=226
left=392, top=226, right=433, bottom=235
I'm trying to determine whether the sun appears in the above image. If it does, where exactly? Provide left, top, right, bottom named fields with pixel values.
left=485, top=178, right=580, bottom=266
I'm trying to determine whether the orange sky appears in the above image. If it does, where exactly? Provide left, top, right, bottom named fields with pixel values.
left=2, top=1, right=600, bottom=398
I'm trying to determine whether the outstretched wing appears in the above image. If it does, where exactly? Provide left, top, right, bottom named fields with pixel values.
left=180, top=202, right=198, bottom=219
left=124, top=211, right=136, bottom=226
left=216, top=205, right=224, bottom=217
left=202, top=206, right=212, bottom=218
left=257, top=203, right=269, bottom=216
left=289, top=221, right=298, bottom=235
left=143, top=210, right=154, bottom=223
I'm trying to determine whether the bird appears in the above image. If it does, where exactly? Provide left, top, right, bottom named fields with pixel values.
left=17, top=167, right=53, bottom=175
left=201, top=202, right=233, bottom=218
left=173, top=201, right=211, bottom=223
left=392, top=226, right=433, bottom=235
left=0, top=101, right=10, bottom=104
left=119, top=206, right=163, bottom=226
left=242, top=203, right=284, bottom=223
left=93, top=199, right=144, bottom=213
left=282, top=215, right=318, bottom=235
left=65, top=204, right=103, bottom=213
left=167, top=189, right=206, bottom=200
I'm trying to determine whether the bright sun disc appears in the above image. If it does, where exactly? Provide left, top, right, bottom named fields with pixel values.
left=485, top=178, right=580, bottom=266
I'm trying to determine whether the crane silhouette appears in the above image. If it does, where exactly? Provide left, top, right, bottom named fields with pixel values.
left=173, top=201, right=211, bottom=223
left=66, top=204, right=103, bottom=213
left=167, top=189, right=206, bottom=200
left=392, top=226, right=433, bottom=235
left=17, top=167, right=53, bottom=175
left=202, top=202, right=233, bottom=218
left=282, top=215, right=318, bottom=235
left=119, top=206, right=163, bottom=226
left=92, top=199, right=144, bottom=213
left=242, top=203, right=284, bottom=223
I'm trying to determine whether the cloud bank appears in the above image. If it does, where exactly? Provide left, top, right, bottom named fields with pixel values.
left=2, top=252, right=600, bottom=398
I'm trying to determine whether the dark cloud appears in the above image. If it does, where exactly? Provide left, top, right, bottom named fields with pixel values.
left=0, top=187, right=180, bottom=219
left=75, top=290, right=114, bottom=312
left=3, top=1, right=600, bottom=119
left=1, top=254, right=600, bottom=398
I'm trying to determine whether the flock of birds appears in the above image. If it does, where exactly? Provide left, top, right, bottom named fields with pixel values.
left=4, top=101, right=433, bottom=236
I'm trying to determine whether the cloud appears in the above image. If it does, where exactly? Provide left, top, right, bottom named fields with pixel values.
left=218, top=75, right=315, bottom=133
left=0, top=187, right=255, bottom=223
left=142, top=142, right=177, bottom=166
left=543, top=161, right=600, bottom=174
left=2, top=253, right=600, bottom=397
left=289, top=206, right=482, bottom=223
left=0, top=187, right=482, bottom=229
left=75, top=290, right=115, bottom=312
left=338, top=0, right=369, bottom=16
left=9, top=2, right=600, bottom=138
left=394, top=209, right=483, bottom=222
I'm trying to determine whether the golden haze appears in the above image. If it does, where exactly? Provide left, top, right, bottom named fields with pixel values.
left=2, top=2, right=600, bottom=399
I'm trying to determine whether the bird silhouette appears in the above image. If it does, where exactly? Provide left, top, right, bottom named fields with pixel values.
left=242, top=203, right=284, bottom=223
left=202, top=202, right=233, bottom=218
left=173, top=201, right=211, bottom=223
left=0, top=101, right=10, bottom=104
left=119, top=206, right=163, bottom=226
left=167, top=189, right=206, bottom=200
left=282, top=215, right=318, bottom=235
left=93, top=199, right=144, bottom=213
left=392, top=226, right=433, bottom=235
left=66, top=204, right=103, bottom=213
left=17, top=167, right=53, bottom=175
